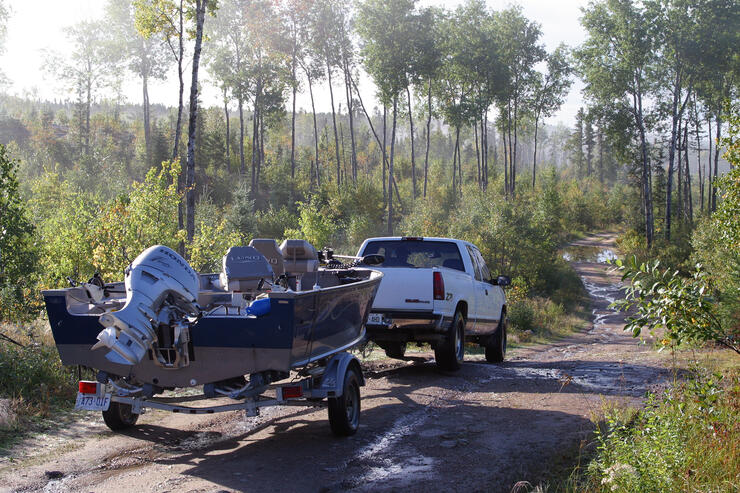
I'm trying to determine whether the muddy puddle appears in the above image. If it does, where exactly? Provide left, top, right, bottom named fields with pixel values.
left=561, top=245, right=618, bottom=263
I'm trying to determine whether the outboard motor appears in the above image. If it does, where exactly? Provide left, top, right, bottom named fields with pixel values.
left=93, top=245, right=200, bottom=366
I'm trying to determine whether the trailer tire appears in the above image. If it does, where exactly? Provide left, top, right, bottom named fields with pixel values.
left=102, top=401, right=139, bottom=431
left=435, top=310, right=464, bottom=371
left=328, top=366, right=361, bottom=436
left=485, top=311, right=507, bottom=363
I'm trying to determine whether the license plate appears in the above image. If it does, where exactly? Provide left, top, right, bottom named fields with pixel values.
left=367, top=313, right=385, bottom=325
left=75, top=392, right=111, bottom=411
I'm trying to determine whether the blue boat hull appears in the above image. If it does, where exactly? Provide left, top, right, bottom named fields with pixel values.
left=43, top=272, right=380, bottom=388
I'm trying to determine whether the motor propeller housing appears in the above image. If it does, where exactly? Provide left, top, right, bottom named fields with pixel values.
left=93, top=245, right=200, bottom=366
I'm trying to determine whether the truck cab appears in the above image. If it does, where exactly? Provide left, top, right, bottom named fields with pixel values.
left=357, top=236, right=509, bottom=370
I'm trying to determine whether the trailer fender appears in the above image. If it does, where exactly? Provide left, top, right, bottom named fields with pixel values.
left=318, top=352, right=365, bottom=398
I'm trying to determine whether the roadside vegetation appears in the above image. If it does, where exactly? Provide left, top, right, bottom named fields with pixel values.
left=545, top=108, right=740, bottom=493
left=0, top=0, right=738, bottom=485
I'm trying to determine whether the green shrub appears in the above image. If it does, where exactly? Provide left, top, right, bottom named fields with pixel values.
left=577, top=369, right=740, bottom=493
left=0, top=335, right=76, bottom=423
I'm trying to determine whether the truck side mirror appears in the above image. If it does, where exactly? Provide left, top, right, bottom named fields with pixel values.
left=493, top=275, right=511, bottom=287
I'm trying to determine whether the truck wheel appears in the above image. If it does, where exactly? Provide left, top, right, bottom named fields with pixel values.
left=328, top=366, right=361, bottom=436
left=384, top=342, right=407, bottom=359
left=102, top=401, right=139, bottom=431
left=485, top=312, right=507, bottom=363
left=435, top=310, right=464, bottom=371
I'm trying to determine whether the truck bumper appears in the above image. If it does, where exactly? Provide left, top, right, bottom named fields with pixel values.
left=365, top=311, right=453, bottom=344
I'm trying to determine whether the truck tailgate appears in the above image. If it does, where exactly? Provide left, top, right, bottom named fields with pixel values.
left=369, top=267, right=434, bottom=312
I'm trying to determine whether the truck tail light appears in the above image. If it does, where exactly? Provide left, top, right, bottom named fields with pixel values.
left=78, top=381, right=98, bottom=394
left=433, top=271, right=445, bottom=300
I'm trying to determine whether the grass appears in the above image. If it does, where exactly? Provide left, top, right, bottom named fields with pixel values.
left=0, top=320, right=79, bottom=452
left=508, top=296, right=590, bottom=345
left=517, top=354, right=740, bottom=493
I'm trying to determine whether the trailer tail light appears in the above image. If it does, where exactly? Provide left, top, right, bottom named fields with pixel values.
left=78, top=381, right=98, bottom=394
left=281, top=385, right=303, bottom=399
left=433, top=271, right=445, bottom=300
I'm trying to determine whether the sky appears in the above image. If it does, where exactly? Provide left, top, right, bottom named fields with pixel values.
left=0, top=0, right=588, bottom=126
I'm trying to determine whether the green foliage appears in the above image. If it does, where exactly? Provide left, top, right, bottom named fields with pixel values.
left=612, top=256, right=737, bottom=353
left=286, top=198, right=338, bottom=249
left=92, top=160, right=184, bottom=280
left=29, top=169, right=99, bottom=286
left=0, top=340, right=76, bottom=418
left=189, top=194, right=241, bottom=272
left=580, top=369, right=739, bottom=493
left=0, top=145, right=38, bottom=322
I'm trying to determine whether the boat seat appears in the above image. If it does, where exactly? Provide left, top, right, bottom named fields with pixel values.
left=249, top=238, right=285, bottom=276
left=280, top=239, right=319, bottom=274
left=220, top=246, right=274, bottom=292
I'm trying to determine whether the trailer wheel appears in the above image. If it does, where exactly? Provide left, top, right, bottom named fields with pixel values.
left=102, top=401, right=139, bottom=431
left=435, top=310, right=464, bottom=371
left=328, top=366, right=361, bottom=436
left=485, top=312, right=507, bottom=363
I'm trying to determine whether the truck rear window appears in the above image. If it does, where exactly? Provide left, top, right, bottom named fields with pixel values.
left=362, top=241, right=465, bottom=270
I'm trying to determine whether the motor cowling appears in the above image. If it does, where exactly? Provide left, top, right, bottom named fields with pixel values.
left=93, top=245, right=200, bottom=366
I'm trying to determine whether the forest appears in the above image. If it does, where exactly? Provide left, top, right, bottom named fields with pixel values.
left=0, top=0, right=739, bottom=490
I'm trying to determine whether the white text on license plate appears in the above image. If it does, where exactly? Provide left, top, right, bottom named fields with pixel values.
left=367, top=313, right=384, bottom=325
left=75, top=392, right=111, bottom=411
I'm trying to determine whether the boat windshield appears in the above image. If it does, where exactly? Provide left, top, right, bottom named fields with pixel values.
left=362, top=241, right=464, bottom=270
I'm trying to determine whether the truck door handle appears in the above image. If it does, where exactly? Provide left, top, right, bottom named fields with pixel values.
left=485, top=289, right=488, bottom=295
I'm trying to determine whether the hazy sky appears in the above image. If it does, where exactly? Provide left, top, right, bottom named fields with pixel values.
left=0, top=0, right=588, bottom=125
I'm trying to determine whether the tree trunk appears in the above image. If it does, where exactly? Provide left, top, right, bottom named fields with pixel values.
left=634, top=89, right=654, bottom=248
left=344, top=60, right=357, bottom=184
left=185, top=0, right=207, bottom=248
left=693, top=94, right=703, bottom=212
left=474, top=119, right=481, bottom=188
left=483, top=115, right=489, bottom=190
left=172, top=0, right=184, bottom=161
left=684, top=124, right=693, bottom=222
left=85, top=78, right=91, bottom=158
left=406, top=85, right=416, bottom=199
left=707, top=116, right=712, bottom=212
left=349, top=74, right=392, bottom=195
left=424, top=78, right=432, bottom=198
left=326, top=59, right=341, bottom=188
left=174, top=0, right=185, bottom=255
left=290, top=40, right=297, bottom=182
left=387, top=97, right=398, bottom=236
left=677, top=118, right=683, bottom=223
left=307, top=72, right=320, bottom=188
left=251, top=97, right=259, bottom=202
left=143, top=73, right=151, bottom=166
left=664, top=78, right=680, bottom=240
left=532, top=114, right=540, bottom=189
left=258, top=109, right=264, bottom=194
left=223, top=90, right=230, bottom=167
left=451, top=125, right=460, bottom=191
left=383, top=105, right=387, bottom=204
left=238, top=98, right=245, bottom=174
left=290, top=74, right=297, bottom=181
left=711, top=110, right=721, bottom=211
left=512, top=97, right=518, bottom=196
left=503, top=129, right=509, bottom=196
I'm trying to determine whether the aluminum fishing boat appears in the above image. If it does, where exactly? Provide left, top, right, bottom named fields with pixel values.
left=42, top=239, right=382, bottom=435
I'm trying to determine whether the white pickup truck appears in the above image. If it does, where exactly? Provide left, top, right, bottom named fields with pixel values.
left=356, top=236, right=510, bottom=370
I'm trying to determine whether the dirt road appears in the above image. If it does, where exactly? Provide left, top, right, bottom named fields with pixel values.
left=0, top=232, right=673, bottom=493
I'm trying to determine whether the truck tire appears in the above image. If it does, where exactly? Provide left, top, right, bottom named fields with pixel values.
left=102, top=401, right=139, bottom=431
left=485, top=311, right=507, bottom=363
left=383, top=342, right=406, bottom=359
left=328, top=365, right=361, bottom=436
left=435, top=310, right=464, bottom=371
